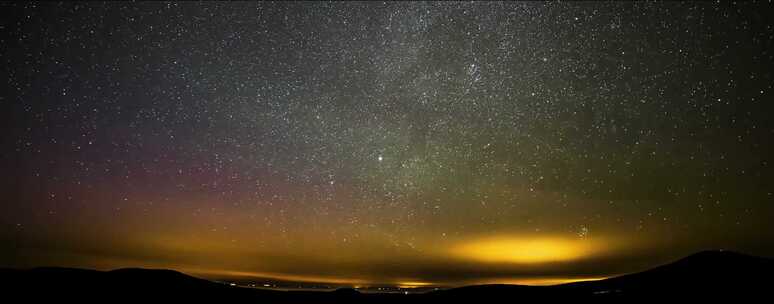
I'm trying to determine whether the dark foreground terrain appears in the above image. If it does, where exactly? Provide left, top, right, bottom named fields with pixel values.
left=1, top=250, right=771, bottom=303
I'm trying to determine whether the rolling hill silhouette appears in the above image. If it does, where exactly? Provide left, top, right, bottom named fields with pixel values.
left=1, top=250, right=771, bottom=302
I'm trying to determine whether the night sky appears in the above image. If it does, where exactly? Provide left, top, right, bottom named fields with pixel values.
left=2, top=1, right=774, bottom=287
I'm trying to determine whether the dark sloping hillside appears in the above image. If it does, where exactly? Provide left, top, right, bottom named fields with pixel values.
left=0, top=266, right=397, bottom=303
left=0, top=267, right=279, bottom=302
left=422, top=250, right=774, bottom=301
left=563, top=250, right=774, bottom=297
left=1, top=251, right=772, bottom=303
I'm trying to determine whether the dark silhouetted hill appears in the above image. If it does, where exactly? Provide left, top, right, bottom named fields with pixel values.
left=1, top=250, right=771, bottom=302
left=559, top=250, right=774, bottom=298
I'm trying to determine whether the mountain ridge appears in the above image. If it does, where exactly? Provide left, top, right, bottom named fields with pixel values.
left=1, top=250, right=771, bottom=302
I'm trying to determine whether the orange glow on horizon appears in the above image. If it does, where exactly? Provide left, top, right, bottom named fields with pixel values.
left=468, top=276, right=609, bottom=286
left=450, top=235, right=604, bottom=264
left=189, top=269, right=442, bottom=288
left=184, top=267, right=607, bottom=288
left=186, top=268, right=372, bottom=285
left=395, top=281, right=436, bottom=288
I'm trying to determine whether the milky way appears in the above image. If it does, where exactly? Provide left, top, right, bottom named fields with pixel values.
left=2, top=2, right=774, bottom=286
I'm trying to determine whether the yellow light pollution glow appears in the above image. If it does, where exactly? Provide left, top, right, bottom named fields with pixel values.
left=469, top=276, right=609, bottom=286
left=451, top=235, right=601, bottom=264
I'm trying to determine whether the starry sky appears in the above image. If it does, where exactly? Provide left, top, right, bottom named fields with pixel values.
left=2, top=1, right=774, bottom=286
